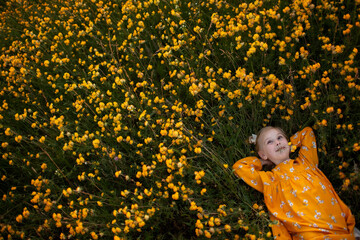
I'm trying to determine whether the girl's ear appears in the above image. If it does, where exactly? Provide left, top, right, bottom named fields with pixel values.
left=258, top=151, right=267, bottom=160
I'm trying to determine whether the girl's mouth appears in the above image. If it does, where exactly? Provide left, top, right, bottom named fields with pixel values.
left=276, top=146, right=286, bottom=153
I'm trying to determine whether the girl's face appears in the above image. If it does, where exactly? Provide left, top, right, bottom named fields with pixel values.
left=257, top=128, right=290, bottom=165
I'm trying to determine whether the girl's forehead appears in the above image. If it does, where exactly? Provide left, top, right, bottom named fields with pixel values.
left=262, top=128, right=282, bottom=137
left=259, top=128, right=284, bottom=141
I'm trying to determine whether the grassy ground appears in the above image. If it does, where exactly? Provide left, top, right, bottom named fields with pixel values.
left=0, top=0, right=359, bottom=239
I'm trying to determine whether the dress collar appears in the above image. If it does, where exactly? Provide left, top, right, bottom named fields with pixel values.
left=273, top=159, right=293, bottom=172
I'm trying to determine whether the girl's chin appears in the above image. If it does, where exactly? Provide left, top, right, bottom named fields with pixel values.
left=274, top=158, right=289, bottom=165
left=274, top=155, right=290, bottom=162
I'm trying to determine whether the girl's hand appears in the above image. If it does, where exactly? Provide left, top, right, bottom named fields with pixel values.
left=260, top=159, right=273, bottom=167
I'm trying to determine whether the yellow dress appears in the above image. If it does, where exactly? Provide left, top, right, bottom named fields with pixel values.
left=233, top=127, right=356, bottom=239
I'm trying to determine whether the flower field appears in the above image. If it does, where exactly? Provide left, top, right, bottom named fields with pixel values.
left=0, top=0, right=359, bottom=239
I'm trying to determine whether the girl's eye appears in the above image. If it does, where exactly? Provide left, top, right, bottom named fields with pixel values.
left=278, top=136, right=283, bottom=140
left=267, top=140, right=273, bottom=144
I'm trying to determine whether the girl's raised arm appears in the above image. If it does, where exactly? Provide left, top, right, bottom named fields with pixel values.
left=232, top=156, right=273, bottom=193
left=290, top=127, right=319, bottom=166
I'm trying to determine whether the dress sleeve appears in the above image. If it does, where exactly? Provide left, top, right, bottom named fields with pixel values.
left=232, top=156, right=273, bottom=193
left=290, top=127, right=319, bottom=167
left=342, top=200, right=356, bottom=235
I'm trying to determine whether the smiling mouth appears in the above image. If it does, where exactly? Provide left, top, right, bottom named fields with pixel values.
left=276, top=146, right=286, bottom=153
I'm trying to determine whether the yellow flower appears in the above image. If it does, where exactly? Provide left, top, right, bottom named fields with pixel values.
left=98, top=121, right=104, bottom=128
left=195, top=219, right=204, bottom=229
left=224, top=224, right=231, bottom=232
left=353, top=143, right=360, bottom=152
left=92, top=139, right=100, bottom=148
left=172, top=192, right=179, bottom=200
left=326, top=107, right=334, bottom=113
left=320, top=119, right=328, bottom=126
left=115, top=171, right=122, bottom=178
left=223, top=71, right=231, bottom=79
left=23, top=207, right=30, bottom=218
left=15, top=135, right=23, bottom=143
left=39, top=136, right=46, bottom=143
left=16, top=214, right=23, bottom=223
left=41, top=163, right=47, bottom=171
left=63, top=72, right=70, bottom=79
left=91, top=232, right=98, bottom=240
left=200, top=188, right=207, bottom=195
left=204, top=230, right=211, bottom=238
left=343, top=14, right=351, bottom=20
left=193, top=26, right=202, bottom=34
left=189, top=83, right=202, bottom=95
left=194, top=147, right=202, bottom=154
left=279, top=56, right=286, bottom=65
left=169, top=129, right=179, bottom=138
left=338, top=150, right=344, bottom=157
left=116, top=136, right=123, bottom=142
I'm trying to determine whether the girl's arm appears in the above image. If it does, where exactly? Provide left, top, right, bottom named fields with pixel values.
left=290, top=127, right=319, bottom=166
left=232, top=156, right=273, bottom=193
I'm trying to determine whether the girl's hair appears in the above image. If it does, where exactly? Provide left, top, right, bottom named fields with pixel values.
left=255, top=126, right=288, bottom=152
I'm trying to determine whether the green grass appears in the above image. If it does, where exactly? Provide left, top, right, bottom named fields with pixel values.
left=0, top=0, right=359, bottom=239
